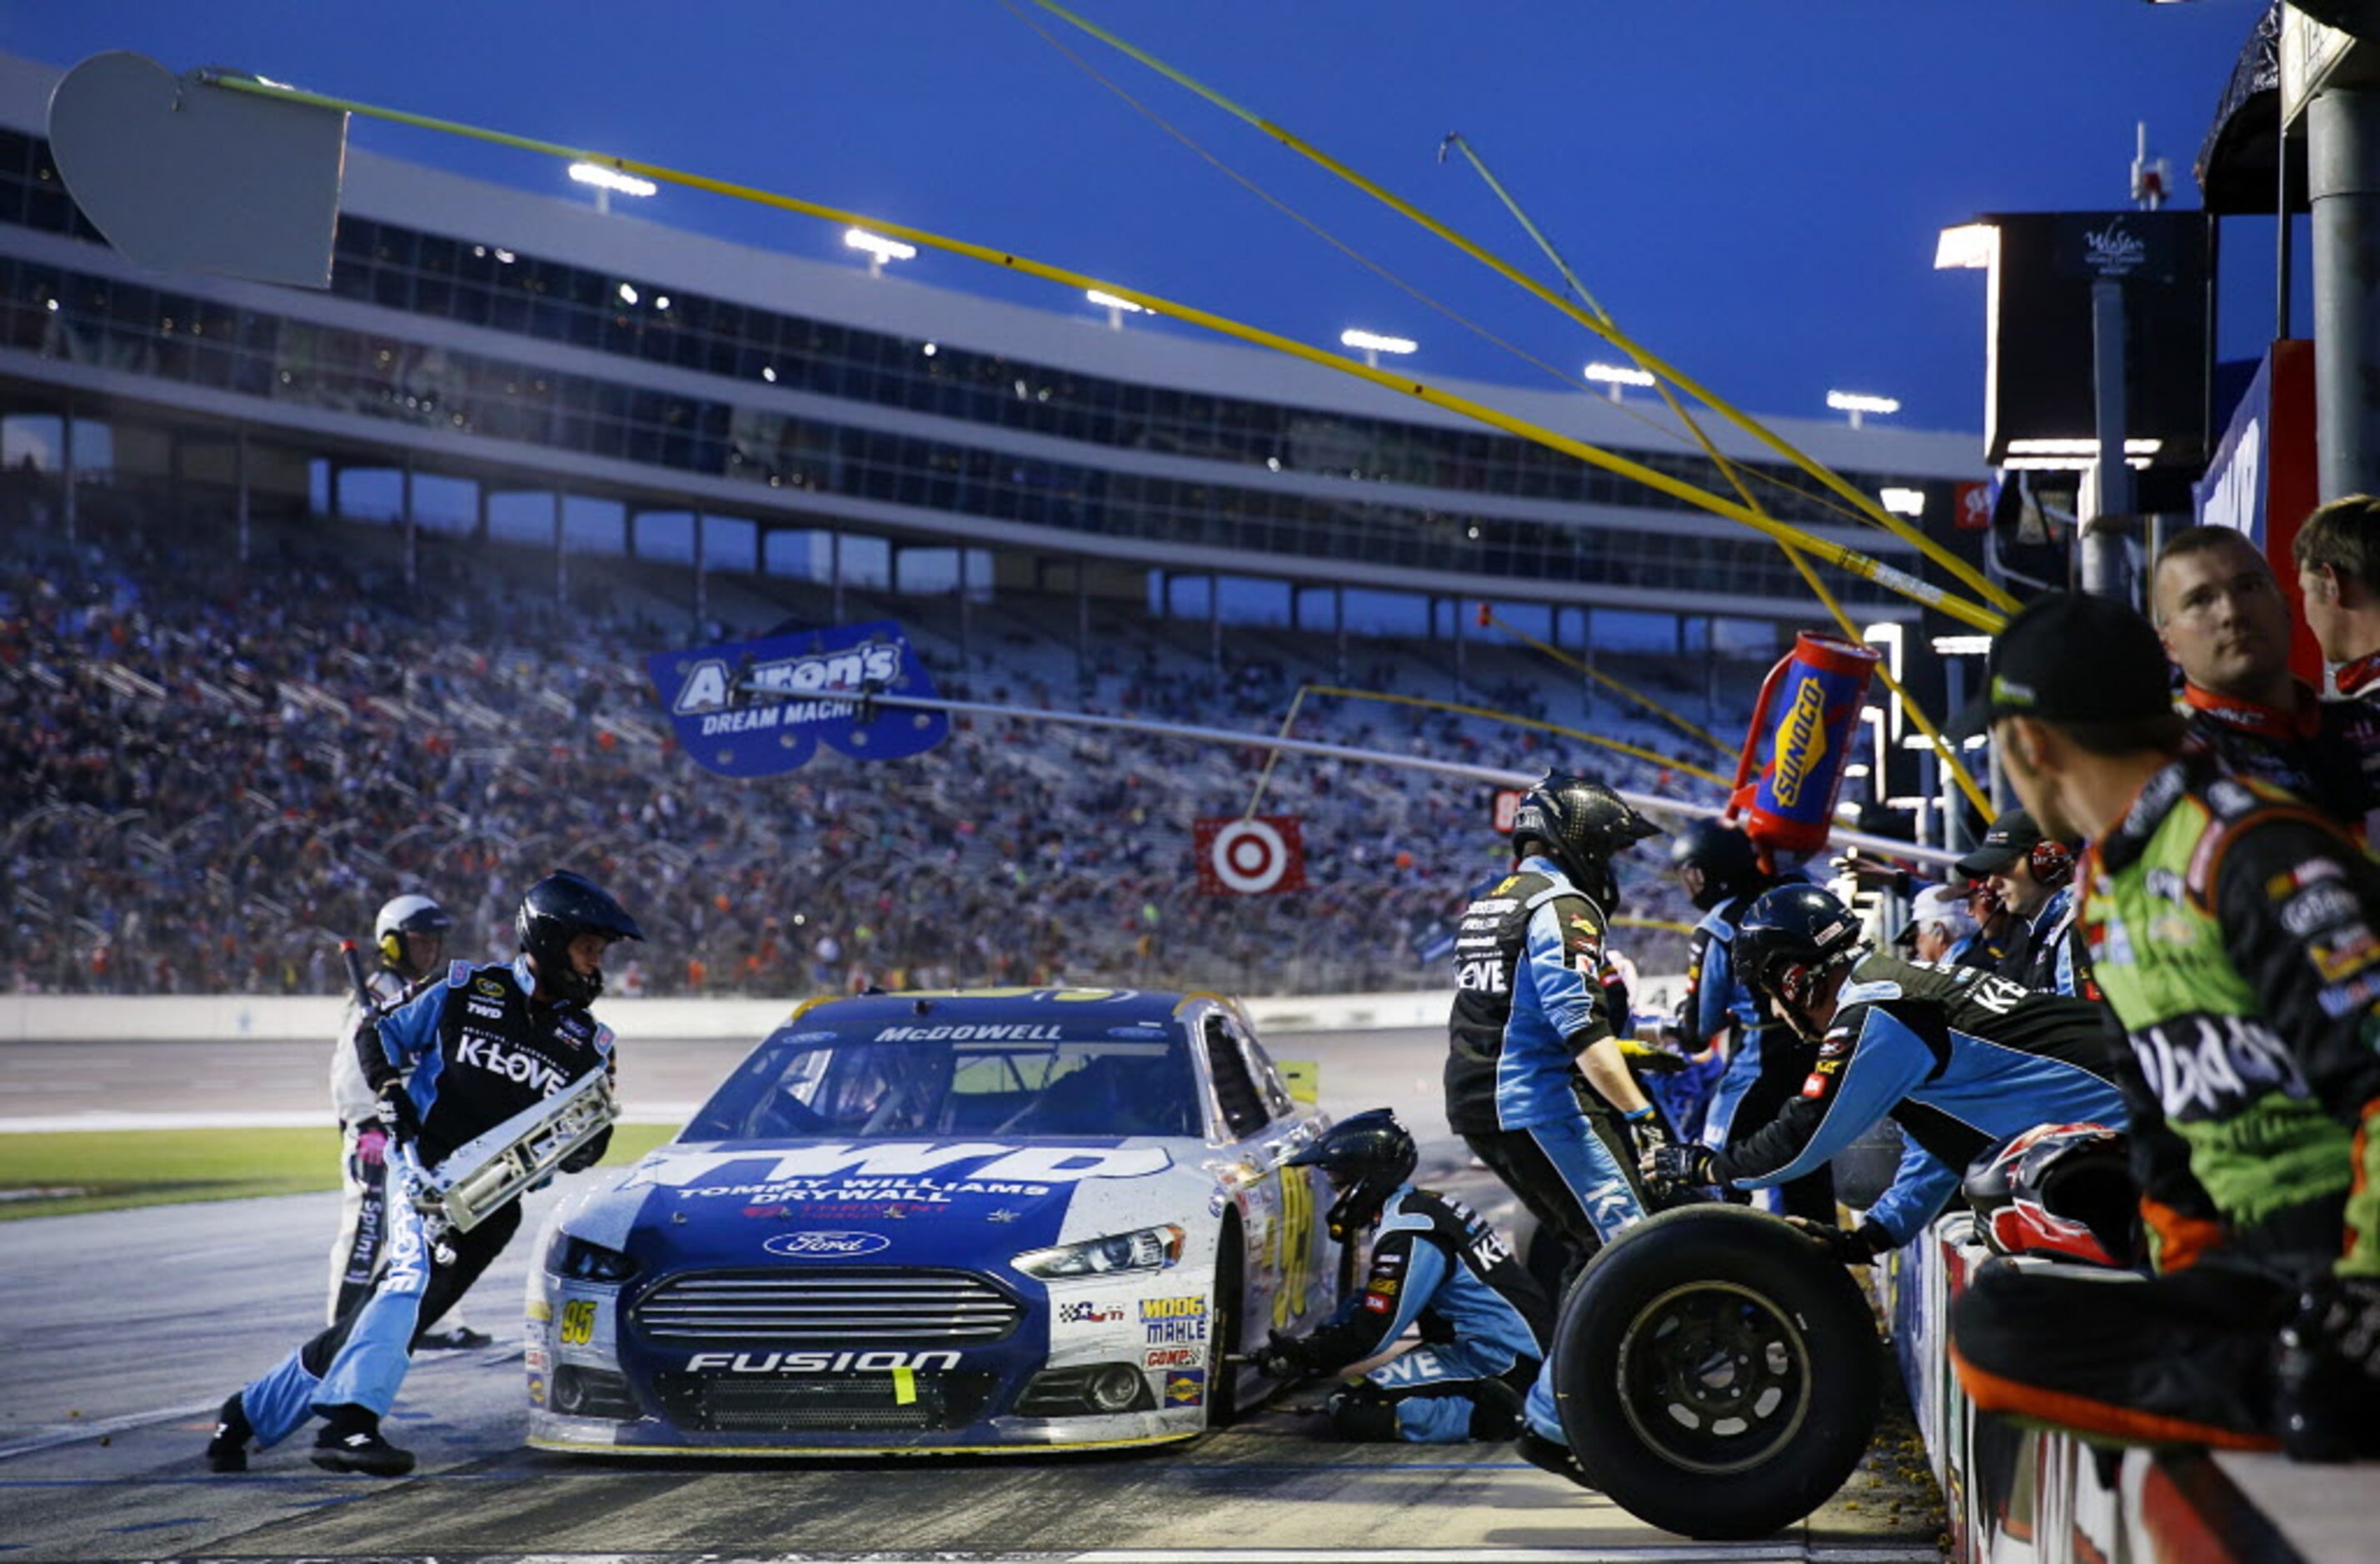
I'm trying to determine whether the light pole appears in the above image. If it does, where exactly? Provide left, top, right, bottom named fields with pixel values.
left=566, top=162, right=656, bottom=217
left=1826, top=390, right=1900, bottom=431
left=844, top=228, right=916, bottom=279
left=1584, top=361, right=1655, bottom=403
left=1340, top=328, right=1417, bottom=370
left=1085, top=289, right=1149, bottom=331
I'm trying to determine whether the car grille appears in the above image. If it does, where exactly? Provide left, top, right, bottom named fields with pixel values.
left=652, top=1370, right=1000, bottom=1432
left=631, top=1268, right=1022, bottom=1345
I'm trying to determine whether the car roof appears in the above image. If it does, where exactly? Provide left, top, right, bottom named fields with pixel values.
left=786, top=986, right=1230, bottom=1032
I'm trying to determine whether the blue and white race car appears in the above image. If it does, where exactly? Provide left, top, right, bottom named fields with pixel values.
left=525, top=987, right=1347, bottom=1453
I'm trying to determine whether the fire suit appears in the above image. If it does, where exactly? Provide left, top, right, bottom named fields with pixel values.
left=1444, top=855, right=1649, bottom=1263
left=327, top=966, right=422, bottom=1323
left=1682, top=882, right=1834, bottom=1223
left=1278, top=1185, right=1549, bottom=1442
left=2183, top=679, right=2373, bottom=835
left=1949, top=755, right=2380, bottom=1452
left=232, top=956, right=615, bottom=1451
left=1696, top=952, right=2131, bottom=1245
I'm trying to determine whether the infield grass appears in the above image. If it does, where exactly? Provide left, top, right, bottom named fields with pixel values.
left=0, top=1123, right=683, bottom=1222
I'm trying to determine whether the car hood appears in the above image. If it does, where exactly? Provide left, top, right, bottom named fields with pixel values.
left=563, top=1136, right=1211, bottom=1272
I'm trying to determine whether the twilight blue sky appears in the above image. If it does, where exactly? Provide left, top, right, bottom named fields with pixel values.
left=3, top=2, right=2290, bottom=433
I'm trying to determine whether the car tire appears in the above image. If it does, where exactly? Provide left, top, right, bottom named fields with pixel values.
left=1545, top=1204, right=1880, bottom=1540
left=1205, top=1222, right=1246, bottom=1428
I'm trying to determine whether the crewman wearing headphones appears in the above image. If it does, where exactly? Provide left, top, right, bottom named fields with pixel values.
left=1954, top=809, right=2091, bottom=999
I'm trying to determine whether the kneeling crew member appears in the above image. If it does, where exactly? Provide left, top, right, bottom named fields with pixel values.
left=207, top=870, right=642, bottom=1477
left=1645, top=883, right=2131, bottom=1261
left=1255, top=1109, right=1550, bottom=1443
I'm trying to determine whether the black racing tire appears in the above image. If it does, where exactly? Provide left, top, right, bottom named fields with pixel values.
left=1547, top=1204, right=1881, bottom=1540
left=1205, top=1222, right=1247, bottom=1427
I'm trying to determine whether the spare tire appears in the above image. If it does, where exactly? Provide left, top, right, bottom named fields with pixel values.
left=1544, top=1204, right=1881, bottom=1540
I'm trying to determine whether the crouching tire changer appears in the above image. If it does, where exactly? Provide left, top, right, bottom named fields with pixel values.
left=204, top=870, right=641, bottom=1477
left=1251, top=1109, right=1550, bottom=1442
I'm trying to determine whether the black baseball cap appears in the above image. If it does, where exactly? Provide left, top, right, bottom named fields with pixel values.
left=1952, top=592, right=2173, bottom=737
left=1955, top=809, right=2041, bottom=879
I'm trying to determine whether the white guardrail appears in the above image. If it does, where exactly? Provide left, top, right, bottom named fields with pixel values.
left=0, top=984, right=1688, bottom=1044
left=0, top=987, right=1703, bottom=1045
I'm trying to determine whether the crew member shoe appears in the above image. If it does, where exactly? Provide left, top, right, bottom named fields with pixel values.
left=309, top=1419, right=416, bottom=1477
left=415, top=1324, right=492, bottom=1351
left=203, top=1392, right=252, bottom=1474
left=1515, top=1426, right=1594, bottom=1488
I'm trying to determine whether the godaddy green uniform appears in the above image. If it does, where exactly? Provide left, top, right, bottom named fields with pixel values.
left=1950, top=750, right=2380, bottom=1452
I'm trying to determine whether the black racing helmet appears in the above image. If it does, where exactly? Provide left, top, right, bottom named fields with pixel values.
left=1963, top=1123, right=2139, bottom=1268
left=1733, top=882, right=1867, bottom=1011
left=1509, top=771, right=1662, bottom=911
left=1669, top=819, right=1763, bottom=911
left=516, top=870, right=644, bottom=1006
left=1285, top=1107, right=1418, bottom=1243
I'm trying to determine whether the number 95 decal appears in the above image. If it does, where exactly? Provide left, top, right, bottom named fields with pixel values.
left=558, top=1298, right=598, bottom=1346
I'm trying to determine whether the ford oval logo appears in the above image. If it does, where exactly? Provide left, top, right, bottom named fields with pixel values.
left=763, top=1230, right=892, bottom=1258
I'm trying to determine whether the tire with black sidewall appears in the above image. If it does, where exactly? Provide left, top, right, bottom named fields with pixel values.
left=1205, top=1222, right=1246, bottom=1427
left=1549, top=1204, right=1880, bottom=1540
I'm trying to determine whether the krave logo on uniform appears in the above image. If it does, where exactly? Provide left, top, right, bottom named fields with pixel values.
left=456, top=1035, right=567, bottom=1094
left=763, top=1230, right=893, bottom=1258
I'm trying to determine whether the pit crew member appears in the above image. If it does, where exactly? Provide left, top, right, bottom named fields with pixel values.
left=1644, top=882, right=2131, bottom=1263
left=206, top=870, right=641, bottom=1476
left=1255, top=1109, right=1550, bottom=1442
left=1949, top=592, right=2380, bottom=1460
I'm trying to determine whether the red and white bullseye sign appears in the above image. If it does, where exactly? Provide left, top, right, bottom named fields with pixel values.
left=1195, top=815, right=1308, bottom=895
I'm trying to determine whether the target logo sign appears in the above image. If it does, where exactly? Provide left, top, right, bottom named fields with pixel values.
left=1195, top=816, right=1308, bottom=896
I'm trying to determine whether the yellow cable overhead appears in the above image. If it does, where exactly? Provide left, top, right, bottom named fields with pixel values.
left=1016, top=0, right=2018, bottom=622
left=1304, top=685, right=1729, bottom=788
left=196, top=71, right=2002, bottom=632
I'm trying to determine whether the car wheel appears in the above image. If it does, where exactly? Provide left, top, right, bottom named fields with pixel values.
left=1545, top=1205, right=1880, bottom=1540
left=1205, top=1221, right=1246, bottom=1427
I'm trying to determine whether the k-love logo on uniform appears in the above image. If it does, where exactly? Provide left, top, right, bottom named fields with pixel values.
left=1195, top=816, right=1307, bottom=896
left=647, top=620, right=949, bottom=779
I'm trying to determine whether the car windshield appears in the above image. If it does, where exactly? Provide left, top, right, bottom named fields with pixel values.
left=684, top=1016, right=1205, bottom=1143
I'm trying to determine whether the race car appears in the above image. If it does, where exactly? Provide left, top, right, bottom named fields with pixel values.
left=525, top=986, right=1347, bottom=1453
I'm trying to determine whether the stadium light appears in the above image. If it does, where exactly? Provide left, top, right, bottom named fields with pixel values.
left=2007, top=437, right=2163, bottom=456
left=1340, top=328, right=1418, bottom=368
left=1879, top=486, right=1926, bottom=517
left=1085, top=289, right=1150, bottom=331
left=845, top=228, right=917, bottom=278
left=1933, top=222, right=1997, bottom=271
left=1584, top=361, right=1656, bottom=402
left=1827, top=390, right=1900, bottom=430
left=567, top=162, right=656, bottom=216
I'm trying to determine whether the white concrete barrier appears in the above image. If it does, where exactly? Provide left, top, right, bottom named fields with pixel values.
left=0, top=979, right=1684, bottom=1044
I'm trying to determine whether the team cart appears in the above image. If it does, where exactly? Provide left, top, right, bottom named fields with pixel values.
left=525, top=987, right=1347, bottom=1453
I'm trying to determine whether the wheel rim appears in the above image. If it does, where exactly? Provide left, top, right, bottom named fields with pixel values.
left=1612, top=1279, right=1813, bottom=1476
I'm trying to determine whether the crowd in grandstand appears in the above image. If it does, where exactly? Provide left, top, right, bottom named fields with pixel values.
left=1, top=501, right=1729, bottom=998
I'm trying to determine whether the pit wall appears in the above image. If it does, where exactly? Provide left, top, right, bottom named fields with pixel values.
left=1885, top=1212, right=2326, bottom=1564
left=0, top=988, right=1514, bottom=1044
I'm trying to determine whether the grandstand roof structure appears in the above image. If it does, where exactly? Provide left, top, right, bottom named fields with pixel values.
left=0, top=48, right=1979, bottom=629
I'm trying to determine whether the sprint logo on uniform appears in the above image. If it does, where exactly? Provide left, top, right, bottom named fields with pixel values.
left=457, top=1036, right=568, bottom=1095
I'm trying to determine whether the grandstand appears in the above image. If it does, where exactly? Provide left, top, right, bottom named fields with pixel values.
left=0, top=47, right=1976, bottom=999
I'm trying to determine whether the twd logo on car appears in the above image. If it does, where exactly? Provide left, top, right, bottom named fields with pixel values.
left=761, top=1230, right=894, bottom=1258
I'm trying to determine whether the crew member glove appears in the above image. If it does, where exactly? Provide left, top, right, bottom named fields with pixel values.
left=1784, top=1217, right=1896, bottom=1266
left=2275, top=1275, right=2380, bottom=1462
left=1645, top=1141, right=1717, bottom=1191
left=1618, top=1039, right=1688, bottom=1075
left=1254, top=1328, right=1314, bottom=1378
left=351, top=1121, right=389, bottom=1171
left=1624, top=1106, right=1674, bottom=1166
left=375, top=1089, right=422, bottom=1147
